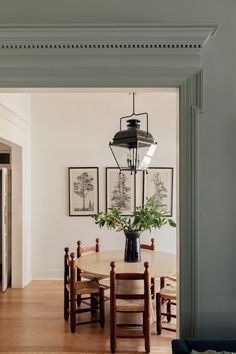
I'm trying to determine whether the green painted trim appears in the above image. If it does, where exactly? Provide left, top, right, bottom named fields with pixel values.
left=179, top=71, right=203, bottom=338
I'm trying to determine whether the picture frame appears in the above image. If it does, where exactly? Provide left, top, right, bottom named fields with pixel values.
left=106, top=167, right=135, bottom=215
left=68, top=167, right=99, bottom=216
left=143, top=167, right=173, bottom=216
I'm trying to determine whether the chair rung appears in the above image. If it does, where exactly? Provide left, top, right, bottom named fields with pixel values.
left=116, top=334, right=144, bottom=338
left=161, top=312, right=176, bottom=318
left=76, top=320, right=100, bottom=326
left=117, top=310, right=143, bottom=313
left=162, top=326, right=176, bottom=332
left=80, top=300, right=91, bottom=307
left=116, top=294, right=144, bottom=300
left=81, top=296, right=91, bottom=300
left=75, top=308, right=92, bottom=314
left=117, top=323, right=143, bottom=327
left=99, top=284, right=110, bottom=290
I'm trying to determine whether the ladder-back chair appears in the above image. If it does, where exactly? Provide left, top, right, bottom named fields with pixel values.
left=77, top=238, right=109, bottom=305
left=156, top=274, right=176, bottom=334
left=110, top=261, right=151, bottom=353
left=64, top=249, right=105, bottom=332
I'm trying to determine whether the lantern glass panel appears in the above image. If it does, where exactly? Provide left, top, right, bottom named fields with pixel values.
left=109, top=144, right=130, bottom=170
left=138, top=143, right=157, bottom=170
left=110, top=141, right=156, bottom=172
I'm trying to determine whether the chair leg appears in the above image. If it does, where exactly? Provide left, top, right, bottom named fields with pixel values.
left=64, top=287, right=69, bottom=321
left=99, top=288, right=105, bottom=328
left=156, top=292, right=162, bottom=335
left=167, top=299, right=171, bottom=322
left=143, top=312, right=145, bottom=334
left=77, top=294, right=81, bottom=307
left=91, top=294, right=98, bottom=316
left=151, top=277, right=155, bottom=300
left=144, top=310, right=151, bottom=353
left=70, top=294, right=76, bottom=333
left=110, top=309, right=116, bottom=353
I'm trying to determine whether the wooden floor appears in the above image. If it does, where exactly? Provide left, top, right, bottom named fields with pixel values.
left=0, top=281, right=176, bottom=354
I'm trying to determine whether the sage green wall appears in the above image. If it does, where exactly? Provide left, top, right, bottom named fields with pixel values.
left=0, top=0, right=235, bottom=338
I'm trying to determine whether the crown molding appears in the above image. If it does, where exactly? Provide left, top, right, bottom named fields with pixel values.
left=0, top=24, right=219, bottom=87
left=0, top=24, right=219, bottom=52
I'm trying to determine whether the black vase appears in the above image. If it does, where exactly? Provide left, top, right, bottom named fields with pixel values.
left=124, top=231, right=141, bottom=262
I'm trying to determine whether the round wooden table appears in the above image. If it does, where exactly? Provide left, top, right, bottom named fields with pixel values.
left=77, top=249, right=176, bottom=324
left=76, top=249, right=176, bottom=278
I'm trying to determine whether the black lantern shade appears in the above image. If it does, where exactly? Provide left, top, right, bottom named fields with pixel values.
left=109, top=94, right=157, bottom=173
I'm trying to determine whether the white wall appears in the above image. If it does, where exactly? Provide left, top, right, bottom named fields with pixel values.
left=0, top=94, right=31, bottom=123
left=31, top=91, right=177, bottom=279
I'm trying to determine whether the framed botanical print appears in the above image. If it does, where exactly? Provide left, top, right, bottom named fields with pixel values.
left=143, top=167, right=173, bottom=216
left=68, top=167, right=99, bottom=216
left=106, top=167, right=135, bottom=215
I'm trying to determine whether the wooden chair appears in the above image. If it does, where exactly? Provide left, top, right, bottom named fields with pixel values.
left=110, top=261, right=151, bottom=353
left=77, top=238, right=108, bottom=282
left=156, top=274, right=177, bottom=334
left=64, top=248, right=105, bottom=333
left=140, top=238, right=155, bottom=299
left=77, top=238, right=109, bottom=305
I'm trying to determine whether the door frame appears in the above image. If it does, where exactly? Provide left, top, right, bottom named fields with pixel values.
left=0, top=106, right=31, bottom=288
left=1, top=167, right=11, bottom=292
left=0, top=24, right=219, bottom=337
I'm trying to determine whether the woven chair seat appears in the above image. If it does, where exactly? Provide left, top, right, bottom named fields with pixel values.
left=66, top=280, right=101, bottom=295
left=80, top=273, right=110, bottom=291
left=116, top=298, right=144, bottom=312
left=160, top=285, right=176, bottom=301
left=81, top=271, right=108, bottom=281
left=164, top=274, right=177, bottom=283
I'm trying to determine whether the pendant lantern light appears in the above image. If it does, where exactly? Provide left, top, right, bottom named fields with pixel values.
left=109, top=93, right=157, bottom=174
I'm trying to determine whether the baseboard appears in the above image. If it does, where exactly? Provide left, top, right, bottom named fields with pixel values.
left=32, top=269, right=63, bottom=280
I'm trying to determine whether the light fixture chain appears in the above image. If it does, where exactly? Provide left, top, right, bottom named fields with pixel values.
left=129, top=92, right=136, bottom=115
left=133, top=92, right=135, bottom=115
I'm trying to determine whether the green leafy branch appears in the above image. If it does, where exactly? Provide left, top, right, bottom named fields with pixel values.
left=91, top=197, right=176, bottom=233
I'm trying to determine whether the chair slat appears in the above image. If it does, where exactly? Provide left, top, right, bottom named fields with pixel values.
left=140, top=238, right=155, bottom=251
left=116, top=294, right=144, bottom=300
left=116, top=273, right=144, bottom=280
left=80, top=246, right=96, bottom=254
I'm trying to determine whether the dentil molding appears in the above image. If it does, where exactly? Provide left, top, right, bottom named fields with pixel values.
left=0, top=24, right=218, bottom=51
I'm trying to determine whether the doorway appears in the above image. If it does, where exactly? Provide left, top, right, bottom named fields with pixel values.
left=30, top=90, right=178, bottom=338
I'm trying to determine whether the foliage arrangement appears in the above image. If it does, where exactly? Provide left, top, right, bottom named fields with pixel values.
left=91, top=197, right=176, bottom=233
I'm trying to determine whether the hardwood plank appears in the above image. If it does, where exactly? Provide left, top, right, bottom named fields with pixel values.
left=0, top=281, right=176, bottom=353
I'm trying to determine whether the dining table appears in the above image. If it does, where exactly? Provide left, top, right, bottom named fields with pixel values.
left=76, top=248, right=176, bottom=278
left=76, top=248, right=176, bottom=324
